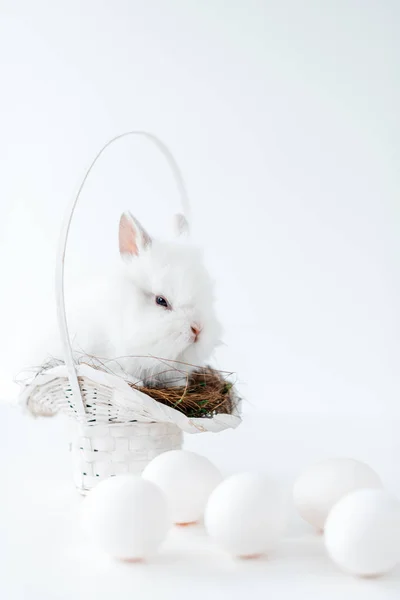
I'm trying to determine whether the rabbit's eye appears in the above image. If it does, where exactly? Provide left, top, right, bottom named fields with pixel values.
left=155, top=295, right=171, bottom=309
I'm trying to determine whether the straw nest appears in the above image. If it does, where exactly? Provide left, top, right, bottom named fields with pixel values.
left=134, top=367, right=237, bottom=418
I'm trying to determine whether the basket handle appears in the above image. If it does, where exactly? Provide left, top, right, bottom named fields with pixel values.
left=55, top=131, right=191, bottom=415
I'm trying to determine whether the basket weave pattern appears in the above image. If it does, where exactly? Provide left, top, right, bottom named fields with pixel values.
left=70, top=422, right=182, bottom=494
left=27, top=373, right=147, bottom=422
left=23, top=370, right=186, bottom=494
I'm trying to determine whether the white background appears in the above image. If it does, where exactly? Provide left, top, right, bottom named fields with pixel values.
left=0, top=2, right=399, bottom=598
left=0, top=0, right=398, bottom=417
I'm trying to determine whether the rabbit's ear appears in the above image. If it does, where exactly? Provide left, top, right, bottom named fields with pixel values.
left=119, top=212, right=152, bottom=257
left=173, top=213, right=190, bottom=237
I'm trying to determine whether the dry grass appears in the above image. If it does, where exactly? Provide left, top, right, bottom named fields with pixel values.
left=131, top=366, right=237, bottom=418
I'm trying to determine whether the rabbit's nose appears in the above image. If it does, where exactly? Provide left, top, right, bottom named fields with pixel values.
left=191, top=324, right=202, bottom=342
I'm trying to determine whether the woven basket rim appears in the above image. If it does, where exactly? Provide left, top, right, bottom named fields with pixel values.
left=19, top=362, right=241, bottom=435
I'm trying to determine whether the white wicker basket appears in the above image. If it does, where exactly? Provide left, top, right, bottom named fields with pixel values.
left=19, top=132, right=241, bottom=494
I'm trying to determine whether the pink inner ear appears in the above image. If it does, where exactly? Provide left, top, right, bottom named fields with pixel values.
left=119, top=215, right=138, bottom=256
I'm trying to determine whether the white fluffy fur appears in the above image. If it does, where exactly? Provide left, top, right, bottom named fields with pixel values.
left=27, top=213, right=222, bottom=386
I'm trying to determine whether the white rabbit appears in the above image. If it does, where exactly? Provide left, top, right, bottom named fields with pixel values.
left=24, top=211, right=222, bottom=387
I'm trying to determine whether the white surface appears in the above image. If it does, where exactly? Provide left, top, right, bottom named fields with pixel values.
left=1, top=404, right=399, bottom=600
left=0, top=1, right=399, bottom=417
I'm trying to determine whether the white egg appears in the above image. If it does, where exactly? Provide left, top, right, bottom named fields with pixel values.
left=204, top=472, right=287, bottom=558
left=293, top=458, right=382, bottom=530
left=142, top=450, right=222, bottom=525
left=80, top=474, right=170, bottom=560
left=325, top=489, right=400, bottom=577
